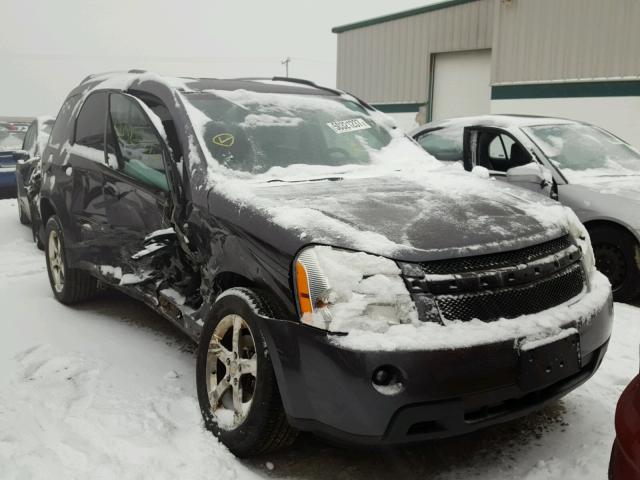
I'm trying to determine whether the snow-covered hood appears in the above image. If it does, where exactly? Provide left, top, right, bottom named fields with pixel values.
left=213, top=172, right=571, bottom=262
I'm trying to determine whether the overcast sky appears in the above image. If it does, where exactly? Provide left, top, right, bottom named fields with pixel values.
left=0, top=0, right=437, bottom=117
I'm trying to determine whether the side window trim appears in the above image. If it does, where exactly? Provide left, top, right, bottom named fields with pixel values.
left=498, top=135, right=508, bottom=160
left=107, top=92, right=171, bottom=193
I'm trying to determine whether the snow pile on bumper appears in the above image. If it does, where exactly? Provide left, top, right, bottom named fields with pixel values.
left=332, top=271, right=611, bottom=352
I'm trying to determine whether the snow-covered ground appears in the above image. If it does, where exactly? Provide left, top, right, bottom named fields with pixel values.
left=0, top=197, right=637, bottom=479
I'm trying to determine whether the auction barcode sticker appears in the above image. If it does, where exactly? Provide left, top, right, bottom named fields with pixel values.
left=326, top=118, right=371, bottom=134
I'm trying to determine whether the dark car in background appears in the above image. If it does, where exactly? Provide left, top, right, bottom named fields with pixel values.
left=16, top=116, right=55, bottom=233
left=412, top=115, right=640, bottom=303
left=0, top=118, right=31, bottom=197
left=39, top=71, right=612, bottom=457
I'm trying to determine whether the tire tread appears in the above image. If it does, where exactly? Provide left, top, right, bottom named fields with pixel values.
left=45, top=216, right=98, bottom=304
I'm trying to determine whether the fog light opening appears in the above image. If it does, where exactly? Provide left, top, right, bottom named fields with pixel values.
left=372, top=365, right=405, bottom=396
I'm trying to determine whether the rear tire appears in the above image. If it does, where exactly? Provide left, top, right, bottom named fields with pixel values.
left=18, top=200, right=29, bottom=225
left=45, top=215, right=98, bottom=304
left=590, top=225, right=640, bottom=303
left=33, top=225, right=44, bottom=250
left=196, top=288, right=297, bottom=457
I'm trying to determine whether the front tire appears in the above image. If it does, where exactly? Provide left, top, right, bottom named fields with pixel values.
left=196, top=288, right=297, bottom=457
left=45, top=216, right=98, bottom=304
left=590, top=225, right=640, bottom=303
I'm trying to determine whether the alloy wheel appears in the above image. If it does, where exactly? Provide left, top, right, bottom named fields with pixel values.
left=205, top=314, right=258, bottom=430
left=48, top=230, right=65, bottom=293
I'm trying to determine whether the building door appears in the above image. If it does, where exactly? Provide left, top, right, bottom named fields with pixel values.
left=431, top=49, right=491, bottom=121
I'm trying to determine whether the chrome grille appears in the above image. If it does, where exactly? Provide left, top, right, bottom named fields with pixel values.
left=402, top=235, right=586, bottom=323
left=435, top=263, right=585, bottom=322
left=419, top=235, right=573, bottom=275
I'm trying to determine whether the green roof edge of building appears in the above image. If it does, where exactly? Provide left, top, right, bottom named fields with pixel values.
left=331, top=0, right=480, bottom=33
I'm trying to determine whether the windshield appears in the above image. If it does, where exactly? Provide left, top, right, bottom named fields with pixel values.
left=0, top=125, right=27, bottom=151
left=524, top=123, right=640, bottom=180
left=183, top=90, right=405, bottom=176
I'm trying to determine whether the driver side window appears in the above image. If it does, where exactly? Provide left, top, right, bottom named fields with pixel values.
left=482, top=132, right=531, bottom=172
left=109, top=93, right=169, bottom=192
left=489, top=134, right=514, bottom=162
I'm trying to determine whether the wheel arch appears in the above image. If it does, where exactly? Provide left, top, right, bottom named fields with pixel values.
left=211, top=271, right=292, bottom=320
left=37, top=196, right=57, bottom=245
left=583, top=219, right=640, bottom=246
left=39, top=196, right=56, bottom=227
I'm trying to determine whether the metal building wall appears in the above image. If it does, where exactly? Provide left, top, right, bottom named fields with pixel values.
left=493, top=0, right=640, bottom=85
left=335, top=0, right=495, bottom=104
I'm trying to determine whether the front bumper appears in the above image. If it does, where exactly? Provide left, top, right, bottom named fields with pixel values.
left=261, top=291, right=613, bottom=445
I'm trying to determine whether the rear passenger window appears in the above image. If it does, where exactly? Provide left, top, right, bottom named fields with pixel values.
left=75, top=92, right=108, bottom=150
left=109, top=93, right=168, bottom=192
left=416, top=127, right=463, bottom=161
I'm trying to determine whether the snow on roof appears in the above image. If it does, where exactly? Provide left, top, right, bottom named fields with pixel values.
left=76, top=71, right=335, bottom=97
left=422, top=114, right=582, bottom=131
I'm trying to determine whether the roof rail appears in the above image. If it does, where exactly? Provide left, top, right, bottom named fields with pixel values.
left=79, top=69, right=148, bottom=85
left=271, top=76, right=343, bottom=96
left=344, top=92, right=375, bottom=111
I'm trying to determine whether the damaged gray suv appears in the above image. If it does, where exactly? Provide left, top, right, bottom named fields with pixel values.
left=39, top=71, right=613, bottom=456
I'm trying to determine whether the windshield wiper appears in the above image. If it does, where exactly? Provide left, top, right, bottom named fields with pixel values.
left=266, top=176, right=344, bottom=183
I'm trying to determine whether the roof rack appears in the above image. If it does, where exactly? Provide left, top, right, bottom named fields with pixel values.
left=270, top=76, right=343, bottom=96
left=231, top=76, right=342, bottom=96
left=79, top=69, right=149, bottom=85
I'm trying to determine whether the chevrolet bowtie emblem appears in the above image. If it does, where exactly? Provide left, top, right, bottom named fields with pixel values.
left=212, top=133, right=235, bottom=147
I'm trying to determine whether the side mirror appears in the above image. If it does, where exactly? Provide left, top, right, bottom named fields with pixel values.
left=506, top=163, right=555, bottom=197
left=14, top=150, right=30, bottom=163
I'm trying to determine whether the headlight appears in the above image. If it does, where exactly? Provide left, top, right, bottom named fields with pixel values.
left=294, top=246, right=418, bottom=332
left=565, top=208, right=596, bottom=282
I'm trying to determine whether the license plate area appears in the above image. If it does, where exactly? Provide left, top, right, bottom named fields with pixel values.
left=518, top=333, right=581, bottom=392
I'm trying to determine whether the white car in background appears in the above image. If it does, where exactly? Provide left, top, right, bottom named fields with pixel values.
left=412, top=115, right=640, bottom=302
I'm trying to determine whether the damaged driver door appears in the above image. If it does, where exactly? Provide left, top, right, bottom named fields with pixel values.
left=99, top=92, right=177, bottom=281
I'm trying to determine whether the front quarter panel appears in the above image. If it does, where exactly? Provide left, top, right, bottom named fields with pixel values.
left=192, top=189, right=301, bottom=320
left=558, top=184, right=640, bottom=242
